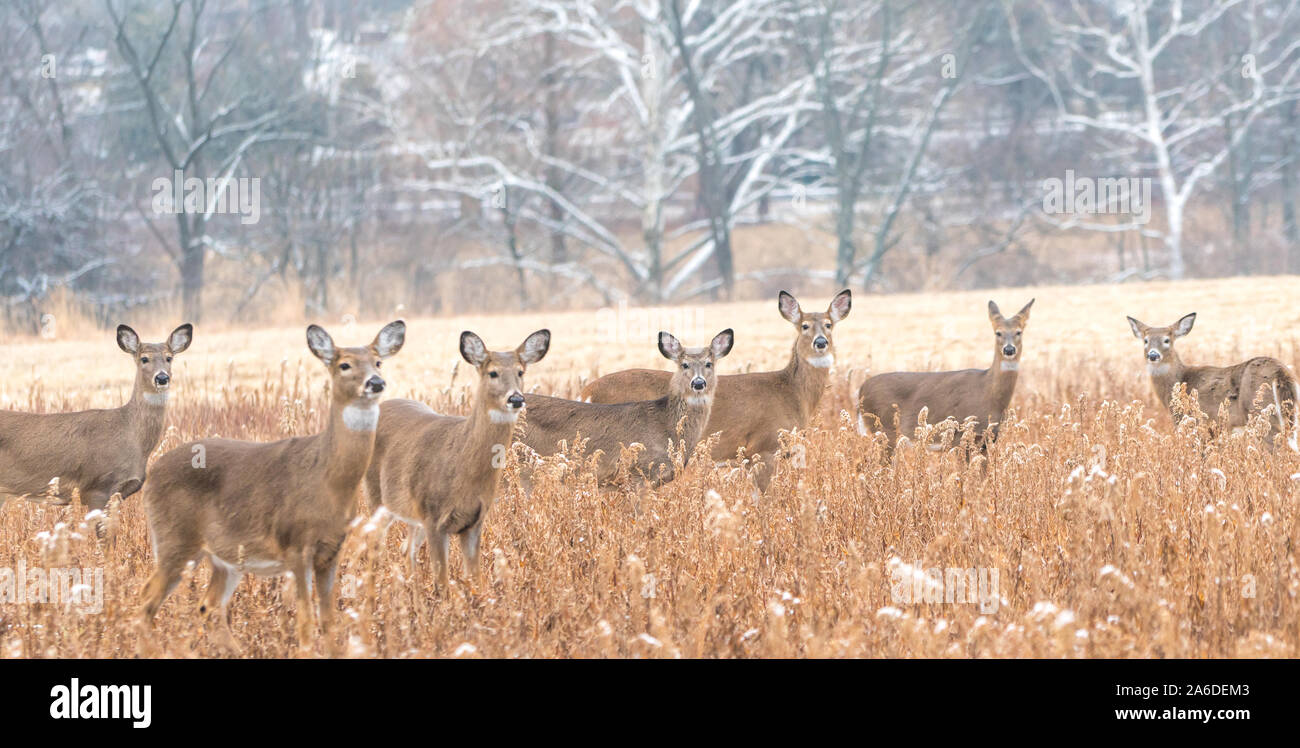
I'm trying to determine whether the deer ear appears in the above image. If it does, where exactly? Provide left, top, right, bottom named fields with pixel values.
left=1126, top=316, right=1146, bottom=339
left=658, top=331, right=683, bottom=360
left=372, top=320, right=406, bottom=358
left=1014, top=298, right=1034, bottom=321
left=828, top=289, right=852, bottom=322
left=517, top=329, right=550, bottom=365
left=116, top=325, right=140, bottom=355
left=1174, top=313, right=1196, bottom=337
left=306, top=325, right=336, bottom=365
left=460, top=331, right=488, bottom=367
left=168, top=323, right=193, bottom=354
left=987, top=300, right=1003, bottom=322
left=711, top=329, right=734, bottom=359
left=778, top=291, right=801, bottom=324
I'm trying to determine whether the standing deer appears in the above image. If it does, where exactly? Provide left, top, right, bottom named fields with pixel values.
left=366, top=329, right=550, bottom=590
left=1127, top=313, right=1298, bottom=449
left=0, top=323, right=193, bottom=510
left=138, top=321, right=405, bottom=654
left=522, top=329, right=733, bottom=487
left=857, top=299, right=1034, bottom=454
left=581, top=290, right=850, bottom=490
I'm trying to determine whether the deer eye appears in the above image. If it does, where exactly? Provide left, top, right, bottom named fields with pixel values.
left=705, top=362, right=712, bottom=369
left=165, top=356, right=173, bottom=363
left=995, top=332, right=1003, bottom=338
left=1163, top=337, right=1170, bottom=345
left=517, top=370, right=524, bottom=377
left=801, top=324, right=809, bottom=330
left=681, top=363, right=689, bottom=370
left=1015, top=331, right=1021, bottom=338
left=489, top=371, right=499, bottom=378
left=375, top=360, right=382, bottom=368
left=824, top=321, right=832, bottom=329
left=339, top=363, right=351, bottom=371
left=140, top=356, right=149, bottom=364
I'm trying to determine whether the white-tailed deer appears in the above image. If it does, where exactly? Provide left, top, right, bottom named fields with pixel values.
left=366, top=329, right=550, bottom=590
left=581, top=290, right=850, bottom=490
left=857, top=299, right=1034, bottom=454
left=1127, top=313, right=1298, bottom=449
left=0, top=324, right=193, bottom=510
left=522, top=329, right=733, bottom=487
left=138, top=321, right=405, bottom=654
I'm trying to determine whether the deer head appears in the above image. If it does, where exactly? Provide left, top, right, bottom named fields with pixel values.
left=658, top=329, right=734, bottom=404
left=778, top=289, right=851, bottom=369
left=1127, top=313, right=1195, bottom=369
left=307, top=320, right=405, bottom=430
left=987, top=299, right=1034, bottom=368
left=459, top=329, right=551, bottom=423
left=117, top=323, right=193, bottom=403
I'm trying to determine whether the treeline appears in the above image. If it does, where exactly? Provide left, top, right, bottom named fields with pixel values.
left=2, top=0, right=1299, bottom=330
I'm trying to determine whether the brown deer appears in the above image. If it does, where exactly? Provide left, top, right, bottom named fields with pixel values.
left=138, top=321, right=405, bottom=654
left=581, top=290, right=850, bottom=490
left=0, top=323, right=192, bottom=510
left=857, top=299, right=1034, bottom=454
left=365, top=329, right=550, bottom=590
left=522, top=329, right=733, bottom=488
left=1127, top=313, right=1298, bottom=449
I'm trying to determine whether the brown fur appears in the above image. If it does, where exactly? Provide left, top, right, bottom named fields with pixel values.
left=365, top=329, right=550, bottom=590
left=137, top=321, right=404, bottom=654
left=858, top=299, right=1034, bottom=454
left=1128, top=313, right=1298, bottom=447
left=524, top=329, right=733, bottom=488
left=581, top=291, right=850, bottom=490
left=0, top=323, right=191, bottom=510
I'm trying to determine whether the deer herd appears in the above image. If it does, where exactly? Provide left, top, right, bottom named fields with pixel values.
left=0, top=290, right=1296, bottom=654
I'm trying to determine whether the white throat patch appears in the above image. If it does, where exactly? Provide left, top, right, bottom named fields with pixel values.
left=806, top=354, right=834, bottom=369
left=685, top=395, right=712, bottom=407
left=489, top=409, right=520, bottom=424
left=1147, top=363, right=1169, bottom=376
left=342, top=404, right=379, bottom=431
left=1000, top=361, right=1019, bottom=371
left=142, top=391, right=170, bottom=406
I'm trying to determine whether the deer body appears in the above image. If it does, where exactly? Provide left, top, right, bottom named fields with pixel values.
left=581, top=291, right=849, bottom=489
left=0, top=324, right=191, bottom=510
left=1128, top=313, right=1298, bottom=448
left=366, top=330, right=550, bottom=589
left=524, top=329, right=733, bottom=487
left=858, top=299, right=1033, bottom=453
left=139, top=321, right=404, bottom=653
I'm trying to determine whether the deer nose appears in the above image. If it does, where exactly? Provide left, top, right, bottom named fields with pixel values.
left=507, top=392, right=525, bottom=409
left=1147, top=349, right=1161, bottom=362
left=691, top=377, right=706, bottom=391
left=1002, top=345, right=1017, bottom=357
left=364, top=376, right=385, bottom=394
left=813, top=336, right=828, bottom=350
left=154, top=371, right=170, bottom=387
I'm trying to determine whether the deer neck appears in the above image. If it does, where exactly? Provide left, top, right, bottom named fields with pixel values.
left=124, top=380, right=170, bottom=457
left=322, top=398, right=380, bottom=498
left=782, top=343, right=831, bottom=422
left=666, top=385, right=714, bottom=454
left=461, top=390, right=518, bottom=477
left=1147, top=351, right=1187, bottom=409
left=984, top=351, right=1020, bottom=414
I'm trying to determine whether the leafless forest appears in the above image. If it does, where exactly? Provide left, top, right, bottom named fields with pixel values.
left=3, top=0, right=1300, bottom=333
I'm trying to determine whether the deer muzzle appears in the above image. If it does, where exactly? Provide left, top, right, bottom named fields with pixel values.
left=154, top=371, right=170, bottom=388
left=1147, top=349, right=1161, bottom=362
left=363, top=375, right=385, bottom=395
left=506, top=392, right=525, bottom=409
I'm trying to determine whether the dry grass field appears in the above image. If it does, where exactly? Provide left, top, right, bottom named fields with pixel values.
left=2, top=275, right=1300, bottom=658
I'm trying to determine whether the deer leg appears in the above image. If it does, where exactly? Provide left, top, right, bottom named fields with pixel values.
left=406, top=525, right=426, bottom=570
left=201, top=558, right=244, bottom=655
left=458, top=523, right=483, bottom=586
left=426, top=522, right=450, bottom=591
left=313, top=552, right=341, bottom=657
left=290, top=554, right=315, bottom=655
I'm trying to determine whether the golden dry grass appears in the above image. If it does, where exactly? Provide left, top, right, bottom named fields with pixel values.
left=2, top=275, right=1300, bottom=658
